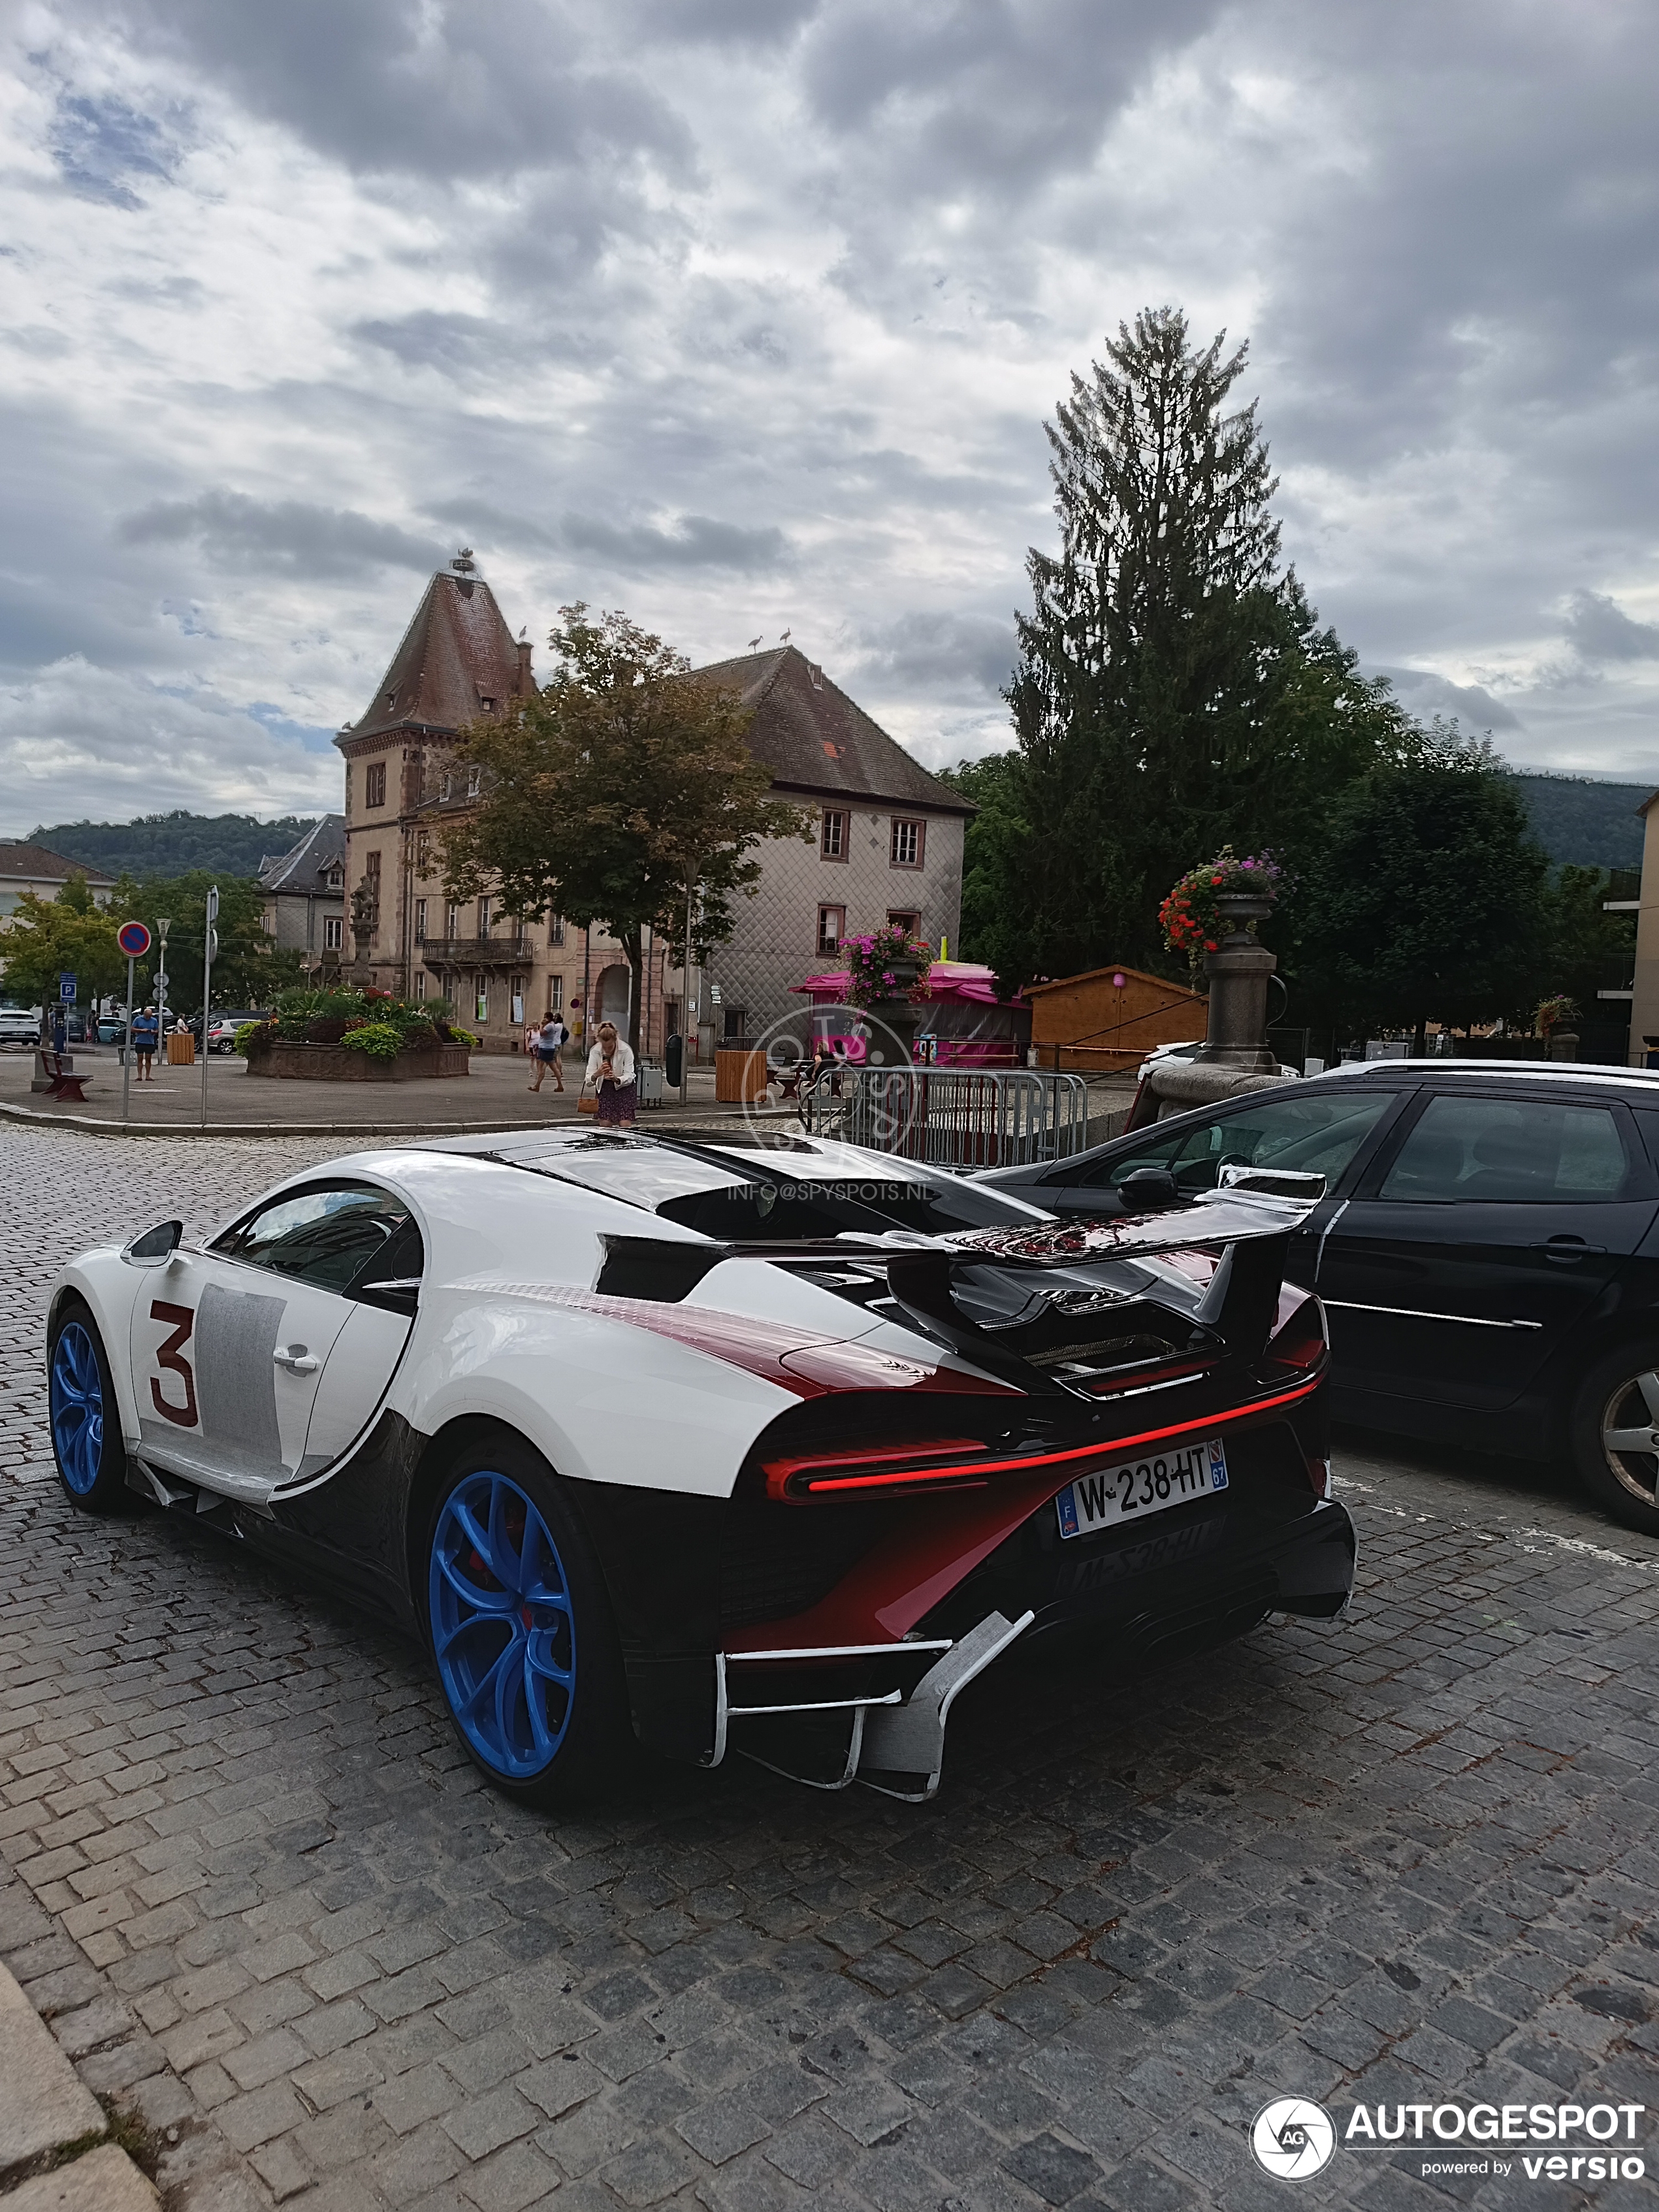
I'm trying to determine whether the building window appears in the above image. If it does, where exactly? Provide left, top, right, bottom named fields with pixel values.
left=821, top=809, right=846, bottom=861
left=364, top=850, right=380, bottom=886
left=327, top=867, right=343, bottom=890
left=414, top=898, right=427, bottom=942
left=344, top=766, right=352, bottom=814
left=415, top=969, right=428, bottom=1001
left=478, top=896, right=492, bottom=937
left=365, top=761, right=387, bottom=809
left=323, top=916, right=343, bottom=950
left=440, top=771, right=453, bottom=801
left=510, top=978, right=524, bottom=1026
left=547, top=976, right=563, bottom=1012
left=466, top=764, right=482, bottom=798
left=890, top=817, right=924, bottom=868
left=886, top=910, right=918, bottom=937
left=817, top=905, right=845, bottom=955
left=474, top=976, right=489, bottom=1025
left=723, top=1006, right=747, bottom=1042
left=415, top=833, right=430, bottom=869
left=549, top=914, right=565, bottom=947
left=446, top=900, right=461, bottom=938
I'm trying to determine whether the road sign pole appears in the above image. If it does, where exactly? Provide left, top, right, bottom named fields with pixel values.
left=201, top=886, right=219, bottom=1129
left=122, top=956, right=134, bottom=1122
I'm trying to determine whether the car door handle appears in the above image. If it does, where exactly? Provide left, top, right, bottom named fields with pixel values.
left=273, top=1345, right=319, bottom=1373
left=1533, top=1238, right=1606, bottom=1263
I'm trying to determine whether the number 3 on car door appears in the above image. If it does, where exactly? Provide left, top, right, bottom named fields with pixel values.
left=148, top=1300, right=198, bottom=1426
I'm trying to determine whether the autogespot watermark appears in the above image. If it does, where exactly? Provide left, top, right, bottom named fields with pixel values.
left=1248, top=2096, right=1647, bottom=2188
left=737, top=1007, right=920, bottom=1147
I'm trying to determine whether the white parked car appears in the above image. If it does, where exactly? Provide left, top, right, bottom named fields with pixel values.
left=46, top=1129, right=1351, bottom=1803
left=0, top=1006, right=43, bottom=1048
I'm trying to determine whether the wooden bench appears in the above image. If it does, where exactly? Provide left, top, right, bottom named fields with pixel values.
left=39, top=1050, right=91, bottom=1103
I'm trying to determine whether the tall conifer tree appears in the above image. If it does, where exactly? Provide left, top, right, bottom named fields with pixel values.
left=995, top=305, right=1406, bottom=981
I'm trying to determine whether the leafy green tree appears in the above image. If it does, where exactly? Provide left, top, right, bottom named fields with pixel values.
left=1536, top=864, right=1635, bottom=1027
left=937, top=754, right=1035, bottom=990
left=109, top=872, right=300, bottom=1014
left=1289, top=728, right=1551, bottom=1046
left=29, top=810, right=319, bottom=879
left=0, top=877, right=124, bottom=1015
left=1001, top=305, right=1412, bottom=984
left=440, top=605, right=811, bottom=1052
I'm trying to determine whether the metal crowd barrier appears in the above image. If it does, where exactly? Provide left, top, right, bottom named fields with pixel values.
left=801, top=1066, right=1089, bottom=1168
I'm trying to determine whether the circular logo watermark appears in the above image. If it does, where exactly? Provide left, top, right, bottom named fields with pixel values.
left=739, top=1007, right=920, bottom=1149
left=1250, top=2098, right=1336, bottom=2182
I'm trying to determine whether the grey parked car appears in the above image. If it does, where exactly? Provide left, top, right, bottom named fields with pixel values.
left=980, top=1059, right=1659, bottom=1538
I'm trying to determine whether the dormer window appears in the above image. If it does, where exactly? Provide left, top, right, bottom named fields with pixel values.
left=479, top=696, right=496, bottom=712
left=466, top=765, right=482, bottom=798
left=440, top=771, right=453, bottom=801
left=327, top=869, right=343, bottom=891
left=385, top=694, right=395, bottom=710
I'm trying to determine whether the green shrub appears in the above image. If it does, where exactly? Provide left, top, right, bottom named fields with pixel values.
left=340, top=1021, right=403, bottom=1061
left=442, top=1025, right=478, bottom=1050
left=235, top=1020, right=274, bottom=1057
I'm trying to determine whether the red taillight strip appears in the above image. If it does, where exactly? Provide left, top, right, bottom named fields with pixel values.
left=769, top=1375, right=1324, bottom=1496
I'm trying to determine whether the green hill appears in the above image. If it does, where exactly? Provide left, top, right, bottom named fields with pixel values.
left=1506, top=775, right=1648, bottom=872
left=29, top=810, right=321, bottom=880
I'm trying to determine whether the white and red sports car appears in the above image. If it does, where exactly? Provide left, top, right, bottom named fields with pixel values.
left=46, top=1129, right=1354, bottom=1801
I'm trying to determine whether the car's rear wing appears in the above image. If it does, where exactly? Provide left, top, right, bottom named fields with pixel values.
left=594, top=1170, right=1325, bottom=1388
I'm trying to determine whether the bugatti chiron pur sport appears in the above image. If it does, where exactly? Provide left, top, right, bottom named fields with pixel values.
left=46, top=1130, right=1354, bottom=1803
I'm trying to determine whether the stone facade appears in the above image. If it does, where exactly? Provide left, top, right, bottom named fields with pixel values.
left=257, top=816, right=346, bottom=964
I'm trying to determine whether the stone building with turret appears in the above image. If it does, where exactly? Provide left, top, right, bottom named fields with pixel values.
left=338, top=555, right=971, bottom=1058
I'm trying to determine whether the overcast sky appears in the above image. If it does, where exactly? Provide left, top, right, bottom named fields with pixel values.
left=2, top=0, right=1656, bottom=835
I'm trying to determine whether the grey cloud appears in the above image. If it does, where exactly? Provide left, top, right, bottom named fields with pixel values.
left=848, top=612, right=1016, bottom=701
left=1375, top=668, right=1522, bottom=731
left=1564, top=592, right=1659, bottom=664
left=116, top=493, right=439, bottom=579
left=103, top=0, right=691, bottom=185
left=628, top=0, right=820, bottom=46
left=560, top=513, right=790, bottom=573
left=800, top=0, right=1222, bottom=199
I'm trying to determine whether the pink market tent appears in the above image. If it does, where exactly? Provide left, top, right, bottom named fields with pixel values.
left=791, top=960, right=1030, bottom=1066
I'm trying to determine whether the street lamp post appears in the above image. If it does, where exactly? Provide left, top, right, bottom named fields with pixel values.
left=155, top=919, right=172, bottom=1065
left=200, top=886, right=219, bottom=1128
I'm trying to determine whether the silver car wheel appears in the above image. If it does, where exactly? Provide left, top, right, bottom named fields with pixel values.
left=1598, top=1368, right=1659, bottom=1509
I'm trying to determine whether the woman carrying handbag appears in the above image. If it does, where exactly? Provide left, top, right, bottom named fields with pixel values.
left=583, top=1020, right=636, bottom=1125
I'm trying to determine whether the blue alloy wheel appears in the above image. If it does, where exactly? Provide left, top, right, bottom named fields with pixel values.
left=429, top=1472, right=576, bottom=1778
left=51, top=1321, right=106, bottom=1496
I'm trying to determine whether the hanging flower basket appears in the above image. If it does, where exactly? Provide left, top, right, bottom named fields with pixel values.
left=1159, top=847, right=1283, bottom=970
left=841, top=925, right=935, bottom=1010
left=1534, top=993, right=1578, bottom=1038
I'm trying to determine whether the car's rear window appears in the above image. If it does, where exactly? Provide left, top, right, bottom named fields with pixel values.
left=506, top=1138, right=1043, bottom=1238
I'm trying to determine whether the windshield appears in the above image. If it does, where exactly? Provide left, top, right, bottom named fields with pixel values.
left=502, top=1135, right=1050, bottom=1240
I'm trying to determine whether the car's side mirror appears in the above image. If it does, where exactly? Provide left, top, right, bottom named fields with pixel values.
left=1115, top=1166, right=1181, bottom=1208
left=121, top=1220, right=184, bottom=1268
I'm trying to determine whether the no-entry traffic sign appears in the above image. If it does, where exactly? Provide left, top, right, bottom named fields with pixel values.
left=118, top=920, right=152, bottom=958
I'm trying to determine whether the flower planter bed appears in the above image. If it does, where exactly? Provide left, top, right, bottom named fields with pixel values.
left=248, top=1040, right=470, bottom=1082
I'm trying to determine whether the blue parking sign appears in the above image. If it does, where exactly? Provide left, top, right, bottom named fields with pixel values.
left=58, top=972, right=76, bottom=1002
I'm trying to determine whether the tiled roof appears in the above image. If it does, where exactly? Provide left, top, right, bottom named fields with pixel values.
left=694, top=647, right=973, bottom=814
left=257, top=814, right=347, bottom=894
left=0, top=842, right=117, bottom=885
left=340, top=571, right=530, bottom=745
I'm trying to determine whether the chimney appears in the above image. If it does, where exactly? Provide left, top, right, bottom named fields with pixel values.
left=516, top=638, right=534, bottom=695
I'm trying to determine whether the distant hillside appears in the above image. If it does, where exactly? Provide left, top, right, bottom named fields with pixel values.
left=1506, top=775, right=1648, bottom=872
left=29, top=810, right=321, bottom=880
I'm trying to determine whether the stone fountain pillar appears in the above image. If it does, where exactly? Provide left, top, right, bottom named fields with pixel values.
left=1194, top=893, right=1279, bottom=1073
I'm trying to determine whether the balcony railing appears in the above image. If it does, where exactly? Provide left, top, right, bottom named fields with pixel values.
left=419, top=935, right=534, bottom=970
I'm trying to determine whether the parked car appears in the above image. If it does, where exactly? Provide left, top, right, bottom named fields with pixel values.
left=44, top=1129, right=1350, bottom=1803
left=97, top=1018, right=127, bottom=1045
left=205, top=1011, right=272, bottom=1054
left=980, top=1059, right=1659, bottom=1537
left=0, top=1006, right=43, bottom=1048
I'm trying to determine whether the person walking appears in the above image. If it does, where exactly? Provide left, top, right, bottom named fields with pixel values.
left=584, top=1021, right=636, bottom=1125
left=131, top=1004, right=159, bottom=1083
left=529, top=1009, right=568, bottom=1094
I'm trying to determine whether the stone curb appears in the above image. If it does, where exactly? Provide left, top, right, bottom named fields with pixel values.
left=0, top=1102, right=755, bottom=1141
left=3, top=2145, right=157, bottom=2211
left=0, top=1960, right=105, bottom=2175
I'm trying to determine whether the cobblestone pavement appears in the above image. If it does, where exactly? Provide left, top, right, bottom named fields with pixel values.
left=1, top=1127, right=1656, bottom=2212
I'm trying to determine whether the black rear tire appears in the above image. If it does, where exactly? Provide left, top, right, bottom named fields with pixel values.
left=423, top=1432, right=633, bottom=1806
left=1569, top=1345, right=1659, bottom=1540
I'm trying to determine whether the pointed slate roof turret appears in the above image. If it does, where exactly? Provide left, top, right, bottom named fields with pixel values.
left=692, top=645, right=972, bottom=814
left=338, top=557, right=533, bottom=748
